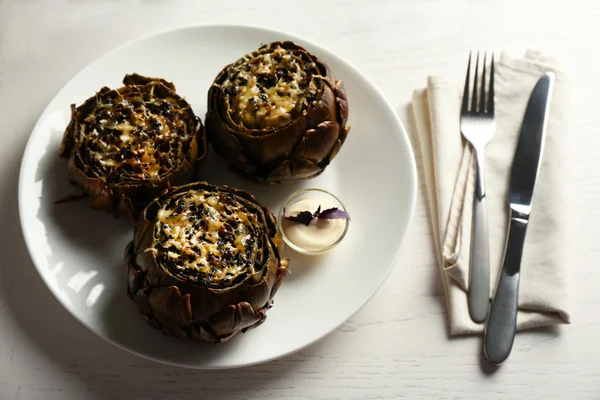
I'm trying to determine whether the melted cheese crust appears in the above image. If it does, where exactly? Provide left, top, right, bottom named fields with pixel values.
left=79, top=92, right=192, bottom=183
left=222, top=46, right=318, bottom=129
left=153, top=190, right=260, bottom=287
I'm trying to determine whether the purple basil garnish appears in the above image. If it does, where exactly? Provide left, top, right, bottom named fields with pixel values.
left=317, top=207, right=350, bottom=220
left=284, top=205, right=350, bottom=226
left=284, top=210, right=314, bottom=226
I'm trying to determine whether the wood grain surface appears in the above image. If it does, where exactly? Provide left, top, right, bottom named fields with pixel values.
left=1, top=0, right=599, bottom=398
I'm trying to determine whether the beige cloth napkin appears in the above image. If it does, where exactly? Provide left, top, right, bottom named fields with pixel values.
left=412, top=51, right=571, bottom=335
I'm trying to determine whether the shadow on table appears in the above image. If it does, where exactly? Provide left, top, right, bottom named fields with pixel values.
left=477, top=324, right=561, bottom=375
left=0, top=129, right=317, bottom=399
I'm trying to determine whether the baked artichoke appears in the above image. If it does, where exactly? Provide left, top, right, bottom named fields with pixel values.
left=206, top=41, right=350, bottom=183
left=58, top=73, right=207, bottom=221
left=125, top=181, right=288, bottom=343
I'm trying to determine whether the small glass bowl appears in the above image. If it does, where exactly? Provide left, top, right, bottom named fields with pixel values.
left=277, top=188, right=350, bottom=255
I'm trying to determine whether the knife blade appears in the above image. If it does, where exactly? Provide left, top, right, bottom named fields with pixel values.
left=483, top=72, right=555, bottom=364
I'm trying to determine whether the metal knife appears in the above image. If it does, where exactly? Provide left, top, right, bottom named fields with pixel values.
left=483, top=72, right=555, bottom=364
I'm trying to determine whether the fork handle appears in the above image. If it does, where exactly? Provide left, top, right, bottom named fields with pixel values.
left=468, top=154, right=490, bottom=323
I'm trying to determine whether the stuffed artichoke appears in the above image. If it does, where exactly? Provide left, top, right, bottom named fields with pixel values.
left=206, top=41, right=349, bottom=183
left=125, top=182, right=288, bottom=343
left=58, top=74, right=207, bottom=221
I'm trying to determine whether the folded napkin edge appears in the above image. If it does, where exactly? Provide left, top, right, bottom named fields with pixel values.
left=499, top=51, right=568, bottom=82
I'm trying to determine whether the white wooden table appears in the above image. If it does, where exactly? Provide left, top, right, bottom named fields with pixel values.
left=1, top=0, right=599, bottom=398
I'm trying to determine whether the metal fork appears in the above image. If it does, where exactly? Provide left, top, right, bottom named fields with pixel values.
left=460, top=52, right=495, bottom=323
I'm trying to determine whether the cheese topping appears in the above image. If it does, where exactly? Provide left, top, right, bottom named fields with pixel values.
left=153, top=189, right=261, bottom=287
left=222, top=46, right=318, bottom=129
left=79, top=91, right=194, bottom=183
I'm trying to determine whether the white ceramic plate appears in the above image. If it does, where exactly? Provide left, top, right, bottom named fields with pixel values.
left=18, top=24, right=417, bottom=369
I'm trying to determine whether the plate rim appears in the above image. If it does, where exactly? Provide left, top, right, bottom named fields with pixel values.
left=17, top=23, right=418, bottom=369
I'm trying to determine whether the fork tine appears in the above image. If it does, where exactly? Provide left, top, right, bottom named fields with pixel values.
left=462, top=51, right=472, bottom=113
left=489, top=53, right=495, bottom=115
left=480, top=52, right=487, bottom=112
left=471, top=51, right=480, bottom=112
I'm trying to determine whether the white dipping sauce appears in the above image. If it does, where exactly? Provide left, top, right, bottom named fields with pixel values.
left=281, top=196, right=347, bottom=252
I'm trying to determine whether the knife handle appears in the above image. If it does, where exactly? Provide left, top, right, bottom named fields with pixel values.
left=484, top=214, right=528, bottom=364
left=468, top=184, right=490, bottom=323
